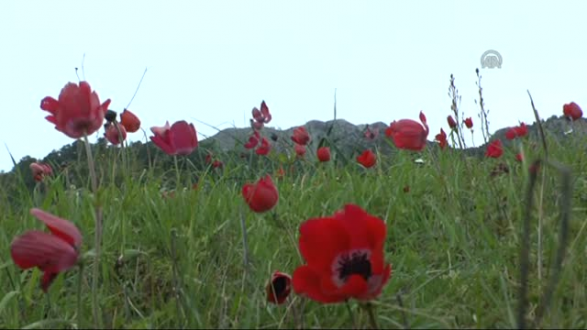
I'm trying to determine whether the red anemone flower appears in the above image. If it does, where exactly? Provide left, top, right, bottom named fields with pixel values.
left=40, top=81, right=111, bottom=139
left=256, top=137, right=271, bottom=156
left=357, top=150, right=376, bottom=168
left=266, top=271, right=292, bottom=305
left=291, top=127, right=310, bottom=145
left=242, top=175, right=279, bottom=213
left=292, top=204, right=392, bottom=303
left=150, top=120, right=198, bottom=156
left=385, top=111, right=429, bottom=151
left=104, top=122, right=127, bottom=145
left=317, top=147, right=331, bottom=162
left=30, top=162, right=52, bottom=182
left=435, top=128, right=448, bottom=149
left=464, top=117, right=473, bottom=129
left=10, top=208, right=82, bottom=292
left=120, top=109, right=141, bottom=133
left=563, top=102, right=583, bottom=121
left=505, top=123, right=528, bottom=140
left=252, top=101, right=272, bottom=126
left=485, top=139, right=503, bottom=158
left=294, top=143, right=306, bottom=157
left=244, top=131, right=261, bottom=149
left=447, top=115, right=457, bottom=129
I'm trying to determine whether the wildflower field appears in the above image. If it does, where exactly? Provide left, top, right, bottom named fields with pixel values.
left=0, top=75, right=586, bottom=329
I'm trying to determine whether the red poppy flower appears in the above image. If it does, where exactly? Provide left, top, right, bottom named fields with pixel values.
left=244, top=131, right=261, bottom=149
left=212, top=160, right=223, bottom=168
left=292, top=204, right=392, bottom=303
left=364, top=126, right=379, bottom=140
left=464, top=117, right=473, bottom=129
left=104, top=122, right=127, bottom=145
left=435, top=128, right=447, bottom=149
left=294, top=143, right=306, bottom=157
left=385, top=111, right=429, bottom=151
left=242, top=175, right=279, bottom=213
left=10, top=208, right=82, bottom=292
left=563, top=102, right=583, bottom=121
left=317, top=147, right=331, bottom=162
left=291, top=127, right=310, bottom=145
left=252, top=101, right=272, bottom=126
left=30, top=162, right=52, bottom=182
left=485, top=139, right=503, bottom=158
left=40, top=81, right=111, bottom=139
left=120, top=109, right=141, bottom=133
left=150, top=120, right=198, bottom=156
left=357, top=150, right=376, bottom=168
left=505, top=123, right=528, bottom=140
left=447, top=115, right=457, bottom=129
left=266, top=271, right=292, bottom=305
left=256, top=137, right=271, bottom=156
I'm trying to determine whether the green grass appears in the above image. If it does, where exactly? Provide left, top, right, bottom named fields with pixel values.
left=1, top=131, right=587, bottom=329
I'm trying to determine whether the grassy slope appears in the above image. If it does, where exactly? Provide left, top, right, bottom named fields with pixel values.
left=1, top=131, right=586, bottom=329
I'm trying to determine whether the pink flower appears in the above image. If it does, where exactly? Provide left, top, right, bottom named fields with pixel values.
left=150, top=120, right=198, bottom=156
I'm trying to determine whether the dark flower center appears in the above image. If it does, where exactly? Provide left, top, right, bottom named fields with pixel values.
left=271, top=276, right=288, bottom=296
left=336, top=251, right=372, bottom=282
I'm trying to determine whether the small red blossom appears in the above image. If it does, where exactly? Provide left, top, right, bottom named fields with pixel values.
left=150, top=120, right=198, bottom=156
left=385, top=111, right=429, bottom=151
left=104, top=122, right=127, bottom=145
left=30, top=162, right=52, bottom=182
left=275, top=166, right=286, bottom=179
left=435, top=128, right=448, bottom=149
left=447, top=115, right=457, bottom=129
left=251, top=101, right=272, bottom=130
left=40, top=81, right=111, bottom=139
left=291, top=127, right=310, bottom=145
left=120, top=109, right=141, bottom=133
left=505, top=123, right=528, bottom=140
left=516, top=153, right=524, bottom=162
left=244, top=131, right=261, bottom=149
left=357, top=150, right=376, bottom=168
left=266, top=271, right=292, bottom=305
left=485, top=139, right=503, bottom=158
left=292, top=204, right=392, bottom=303
left=294, top=143, right=306, bottom=157
left=255, top=137, right=271, bottom=156
left=242, top=175, right=279, bottom=213
left=10, top=208, right=82, bottom=292
left=317, top=147, right=331, bottom=162
left=563, top=102, right=583, bottom=121
left=464, top=117, right=473, bottom=129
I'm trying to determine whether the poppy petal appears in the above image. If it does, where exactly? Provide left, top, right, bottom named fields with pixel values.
left=30, top=208, right=82, bottom=248
left=298, top=217, right=350, bottom=273
left=292, top=265, right=346, bottom=303
left=10, top=231, right=79, bottom=273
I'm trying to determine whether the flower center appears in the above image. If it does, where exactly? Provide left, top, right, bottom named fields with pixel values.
left=271, top=276, right=288, bottom=296
left=335, top=250, right=372, bottom=283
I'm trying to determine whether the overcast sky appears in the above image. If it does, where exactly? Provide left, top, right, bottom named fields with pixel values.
left=0, top=0, right=585, bottom=172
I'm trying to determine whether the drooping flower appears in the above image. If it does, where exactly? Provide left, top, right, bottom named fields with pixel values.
left=242, top=175, right=279, bottom=213
left=266, top=271, right=292, bottom=305
left=150, top=120, right=198, bottom=156
left=447, top=115, right=457, bottom=129
left=40, top=81, right=111, bottom=139
left=104, top=122, right=127, bottom=145
left=435, top=128, right=448, bottom=149
left=244, top=131, right=261, bottom=149
left=464, top=117, right=473, bottom=129
left=251, top=101, right=272, bottom=130
left=563, top=102, right=583, bottom=121
left=292, top=204, right=392, bottom=303
left=317, top=147, right=331, bottom=162
left=357, top=150, right=376, bottom=168
left=120, top=109, right=141, bottom=133
left=505, top=122, right=528, bottom=140
left=385, top=111, right=429, bottom=151
left=294, top=143, right=306, bottom=157
left=255, top=137, right=271, bottom=156
left=291, top=127, right=310, bottom=146
left=10, top=208, right=82, bottom=292
left=30, top=162, right=52, bottom=182
left=485, top=139, right=503, bottom=158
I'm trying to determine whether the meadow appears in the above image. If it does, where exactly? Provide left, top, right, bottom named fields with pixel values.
left=0, top=79, right=586, bottom=329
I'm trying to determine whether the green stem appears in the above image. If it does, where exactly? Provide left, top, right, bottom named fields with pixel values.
left=77, top=263, right=84, bottom=328
left=364, top=302, right=379, bottom=330
left=345, top=300, right=357, bottom=329
left=83, top=133, right=103, bottom=329
left=174, top=155, right=181, bottom=188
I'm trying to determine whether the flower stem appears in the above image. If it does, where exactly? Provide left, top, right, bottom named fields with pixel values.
left=83, top=133, right=103, bottom=329
left=364, top=302, right=379, bottom=330
left=77, top=263, right=84, bottom=328
left=174, top=155, right=181, bottom=188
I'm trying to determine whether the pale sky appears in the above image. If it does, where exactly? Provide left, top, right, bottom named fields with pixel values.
left=1, top=1, right=585, bottom=172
